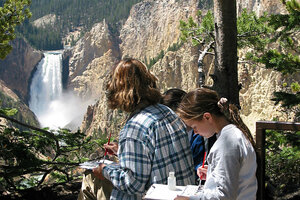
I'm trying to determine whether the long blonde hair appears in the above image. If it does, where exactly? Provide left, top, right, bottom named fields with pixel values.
left=177, top=88, right=256, bottom=148
left=106, top=58, right=161, bottom=112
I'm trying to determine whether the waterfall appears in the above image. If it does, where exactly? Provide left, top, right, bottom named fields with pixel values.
left=29, top=51, right=65, bottom=129
left=29, top=51, right=94, bottom=130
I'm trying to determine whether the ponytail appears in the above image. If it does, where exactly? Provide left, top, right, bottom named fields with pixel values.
left=218, top=98, right=256, bottom=148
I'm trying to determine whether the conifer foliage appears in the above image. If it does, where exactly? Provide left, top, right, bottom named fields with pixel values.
left=0, top=0, right=31, bottom=59
left=0, top=107, right=106, bottom=191
left=17, top=0, right=142, bottom=50
left=246, top=0, right=300, bottom=119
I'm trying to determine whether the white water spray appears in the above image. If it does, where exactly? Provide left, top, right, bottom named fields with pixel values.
left=29, top=51, right=90, bottom=130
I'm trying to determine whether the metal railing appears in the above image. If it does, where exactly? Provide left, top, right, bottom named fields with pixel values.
left=255, top=121, right=300, bottom=200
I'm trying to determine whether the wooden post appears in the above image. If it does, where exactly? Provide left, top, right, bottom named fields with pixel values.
left=255, top=122, right=266, bottom=200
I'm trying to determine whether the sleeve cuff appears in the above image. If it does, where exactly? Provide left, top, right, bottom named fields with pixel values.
left=190, top=194, right=202, bottom=200
left=102, top=165, right=111, bottom=181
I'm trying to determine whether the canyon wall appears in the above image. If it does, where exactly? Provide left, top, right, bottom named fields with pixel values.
left=0, top=38, right=43, bottom=102
left=0, top=80, right=40, bottom=129
left=236, top=0, right=287, bottom=16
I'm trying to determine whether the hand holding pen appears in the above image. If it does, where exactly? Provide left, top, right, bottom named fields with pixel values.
left=197, top=152, right=207, bottom=182
left=104, top=132, right=112, bottom=157
left=103, top=142, right=118, bottom=156
left=103, top=132, right=118, bottom=156
left=93, top=132, right=113, bottom=179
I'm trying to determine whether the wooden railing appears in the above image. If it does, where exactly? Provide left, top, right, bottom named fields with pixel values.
left=255, top=121, right=300, bottom=200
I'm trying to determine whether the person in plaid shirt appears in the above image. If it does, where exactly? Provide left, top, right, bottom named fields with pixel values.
left=92, top=58, right=195, bottom=199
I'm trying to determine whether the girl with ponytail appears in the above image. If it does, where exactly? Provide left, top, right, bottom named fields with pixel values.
left=175, top=88, right=257, bottom=200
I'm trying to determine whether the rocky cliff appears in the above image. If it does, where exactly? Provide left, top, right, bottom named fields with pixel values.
left=0, top=80, right=40, bottom=129
left=67, top=20, right=120, bottom=91
left=236, top=0, right=287, bottom=16
left=66, top=0, right=296, bottom=136
left=0, top=37, right=43, bottom=102
left=150, top=43, right=201, bottom=92
left=238, top=60, right=297, bottom=133
left=32, top=14, right=57, bottom=28
left=120, top=0, right=198, bottom=60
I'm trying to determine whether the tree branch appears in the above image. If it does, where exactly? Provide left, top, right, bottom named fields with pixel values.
left=0, top=113, right=61, bottom=154
left=237, top=31, right=268, bottom=38
left=0, top=113, right=55, bottom=139
left=191, top=36, right=204, bottom=44
left=200, top=51, right=214, bottom=55
left=198, top=41, right=215, bottom=64
left=41, top=161, right=81, bottom=166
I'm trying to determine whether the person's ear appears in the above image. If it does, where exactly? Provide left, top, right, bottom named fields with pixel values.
left=203, top=112, right=211, bottom=121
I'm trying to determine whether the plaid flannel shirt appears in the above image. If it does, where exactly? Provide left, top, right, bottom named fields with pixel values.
left=103, top=103, right=195, bottom=200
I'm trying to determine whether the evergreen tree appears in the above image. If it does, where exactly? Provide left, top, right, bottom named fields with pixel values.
left=0, top=106, right=106, bottom=191
left=0, top=0, right=31, bottom=59
left=245, top=0, right=300, bottom=120
left=16, top=0, right=143, bottom=50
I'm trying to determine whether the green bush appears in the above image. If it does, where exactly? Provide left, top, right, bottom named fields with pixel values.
left=265, top=129, right=300, bottom=197
left=0, top=107, right=106, bottom=191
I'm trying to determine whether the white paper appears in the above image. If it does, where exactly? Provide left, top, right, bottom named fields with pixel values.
left=180, top=185, right=202, bottom=197
left=144, top=184, right=186, bottom=200
left=144, top=184, right=202, bottom=200
left=79, top=160, right=114, bottom=170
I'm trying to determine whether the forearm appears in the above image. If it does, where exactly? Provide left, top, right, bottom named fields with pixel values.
left=102, top=139, right=152, bottom=195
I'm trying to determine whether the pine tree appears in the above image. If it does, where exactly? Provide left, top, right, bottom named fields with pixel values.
left=0, top=0, right=31, bottom=59
left=246, top=0, right=300, bottom=120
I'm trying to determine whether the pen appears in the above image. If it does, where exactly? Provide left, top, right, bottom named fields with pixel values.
left=200, top=151, right=206, bottom=181
left=104, top=132, right=112, bottom=157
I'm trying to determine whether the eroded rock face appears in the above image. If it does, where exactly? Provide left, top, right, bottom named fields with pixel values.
left=238, top=62, right=300, bottom=133
left=64, top=20, right=121, bottom=134
left=70, top=50, right=118, bottom=101
left=150, top=43, right=200, bottom=92
left=236, top=0, right=287, bottom=16
left=120, top=0, right=198, bottom=60
left=32, top=14, right=57, bottom=28
left=238, top=64, right=283, bottom=133
left=0, top=80, right=39, bottom=129
left=67, top=20, right=119, bottom=87
left=0, top=38, right=43, bottom=102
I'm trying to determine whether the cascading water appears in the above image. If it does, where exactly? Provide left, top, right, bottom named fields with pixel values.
left=29, top=51, right=94, bottom=130
left=29, top=51, right=65, bottom=129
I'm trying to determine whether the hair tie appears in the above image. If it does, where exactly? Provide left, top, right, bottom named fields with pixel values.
left=217, top=97, right=229, bottom=114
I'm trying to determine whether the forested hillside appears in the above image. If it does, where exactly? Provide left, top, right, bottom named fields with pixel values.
left=16, top=0, right=143, bottom=50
